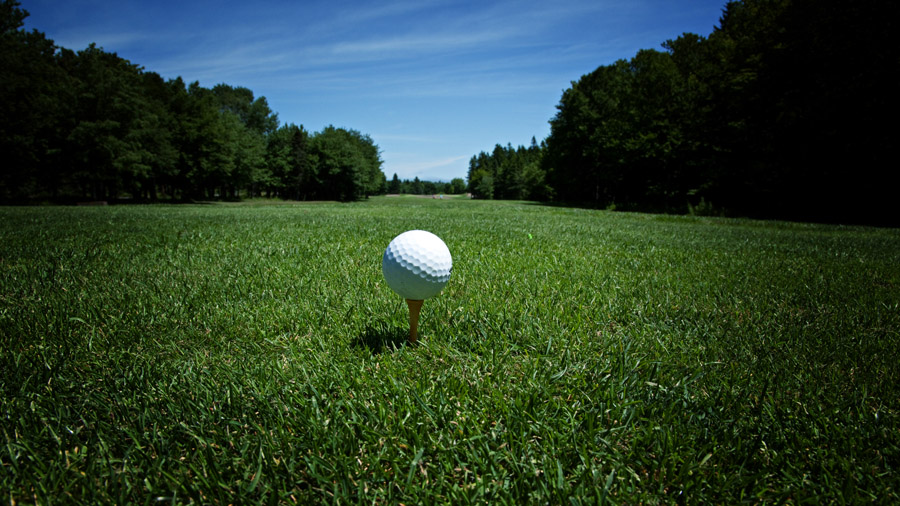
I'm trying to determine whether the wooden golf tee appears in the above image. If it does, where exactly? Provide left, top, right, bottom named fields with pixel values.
left=406, top=299, right=424, bottom=344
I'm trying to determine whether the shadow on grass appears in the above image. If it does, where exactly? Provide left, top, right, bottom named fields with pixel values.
left=522, top=199, right=694, bottom=215
left=352, top=322, right=409, bottom=354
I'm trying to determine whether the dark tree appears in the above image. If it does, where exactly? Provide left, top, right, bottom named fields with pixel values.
left=308, top=126, right=384, bottom=201
left=387, top=173, right=401, bottom=194
left=541, top=0, right=899, bottom=223
left=0, top=0, right=71, bottom=200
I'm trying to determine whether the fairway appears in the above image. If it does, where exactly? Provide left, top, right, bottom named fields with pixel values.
left=2, top=198, right=899, bottom=503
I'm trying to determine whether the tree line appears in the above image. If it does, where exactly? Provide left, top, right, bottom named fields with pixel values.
left=1, top=0, right=385, bottom=202
left=469, top=0, right=897, bottom=225
left=384, top=174, right=466, bottom=196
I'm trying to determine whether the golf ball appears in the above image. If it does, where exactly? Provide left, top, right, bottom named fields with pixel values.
left=382, top=230, right=452, bottom=300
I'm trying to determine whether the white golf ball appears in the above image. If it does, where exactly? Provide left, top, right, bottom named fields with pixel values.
left=382, top=230, right=452, bottom=300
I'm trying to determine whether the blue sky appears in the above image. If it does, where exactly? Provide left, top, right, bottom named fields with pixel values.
left=21, top=0, right=726, bottom=182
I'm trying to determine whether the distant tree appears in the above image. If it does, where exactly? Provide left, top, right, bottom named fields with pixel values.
left=137, top=72, right=179, bottom=200
left=387, top=173, right=401, bottom=193
left=264, top=124, right=291, bottom=197
left=449, top=178, right=466, bottom=194
left=207, top=84, right=277, bottom=197
left=286, top=124, right=314, bottom=199
left=410, top=177, right=424, bottom=195
left=308, top=126, right=384, bottom=201
left=466, top=141, right=545, bottom=200
left=468, top=169, right=494, bottom=199
left=58, top=44, right=164, bottom=200
left=224, top=112, right=267, bottom=198
left=265, top=123, right=315, bottom=199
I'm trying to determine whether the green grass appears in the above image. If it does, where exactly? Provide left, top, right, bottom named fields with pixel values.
left=2, top=198, right=899, bottom=504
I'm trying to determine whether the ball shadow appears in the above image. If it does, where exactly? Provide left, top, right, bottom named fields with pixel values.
left=352, top=321, right=409, bottom=354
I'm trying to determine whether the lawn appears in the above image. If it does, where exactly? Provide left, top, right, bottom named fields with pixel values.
left=2, top=198, right=899, bottom=504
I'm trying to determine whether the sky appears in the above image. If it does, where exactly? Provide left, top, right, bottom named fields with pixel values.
left=21, top=0, right=727, bottom=182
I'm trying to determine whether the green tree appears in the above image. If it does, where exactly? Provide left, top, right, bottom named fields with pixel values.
left=58, top=44, right=161, bottom=200
left=468, top=169, right=494, bottom=199
left=309, top=126, right=384, bottom=201
left=137, top=72, right=179, bottom=200
left=222, top=111, right=266, bottom=198
left=211, top=84, right=278, bottom=135
left=266, top=123, right=315, bottom=200
left=410, top=177, right=424, bottom=195
left=0, top=0, right=413, bottom=207
left=449, top=178, right=466, bottom=194
left=387, top=173, right=401, bottom=193
left=174, top=82, right=232, bottom=199
left=468, top=141, right=545, bottom=201
left=209, top=84, right=276, bottom=197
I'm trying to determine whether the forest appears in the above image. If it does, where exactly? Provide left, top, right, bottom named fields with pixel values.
left=468, top=0, right=897, bottom=225
left=0, top=0, right=385, bottom=203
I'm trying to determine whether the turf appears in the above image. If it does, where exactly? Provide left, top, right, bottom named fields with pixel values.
left=1, top=198, right=899, bottom=504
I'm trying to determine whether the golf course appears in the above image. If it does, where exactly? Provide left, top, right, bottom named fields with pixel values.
left=2, top=197, right=898, bottom=503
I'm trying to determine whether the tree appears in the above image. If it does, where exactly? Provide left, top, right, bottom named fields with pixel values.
left=410, top=177, right=424, bottom=195
left=58, top=44, right=163, bottom=200
left=211, top=84, right=278, bottom=135
left=543, top=51, right=692, bottom=209
left=2, top=0, right=390, bottom=203
left=387, top=173, right=401, bottom=194
left=0, top=0, right=72, bottom=199
left=308, top=126, right=384, bottom=201
left=711, top=0, right=898, bottom=223
left=273, top=123, right=316, bottom=200
left=540, top=0, right=899, bottom=223
left=449, top=178, right=466, bottom=194
left=223, top=111, right=267, bottom=198
left=466, top=141, right=545, bottom=200
left=137, top=72, right=179, bottom=200
left=468, top=169, right=494, bottom=199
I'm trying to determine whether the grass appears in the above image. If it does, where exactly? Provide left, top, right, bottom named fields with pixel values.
left=1, top=197, right=899, bottom=504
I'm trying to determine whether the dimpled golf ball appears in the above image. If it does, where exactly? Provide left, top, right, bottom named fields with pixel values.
left=382, top=230, right=452, bottom=300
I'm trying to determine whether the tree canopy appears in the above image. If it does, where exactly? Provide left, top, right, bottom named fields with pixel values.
left=471, top=0, right=898, bottom=225
left=0, top=0, right=384, bottom=203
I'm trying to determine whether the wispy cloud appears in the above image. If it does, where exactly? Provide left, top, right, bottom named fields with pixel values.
left=331, top=0, right=444, bottom=27
left=385, top=154, right=470, bottom=179
left=330, top=29, right=513, bottom=58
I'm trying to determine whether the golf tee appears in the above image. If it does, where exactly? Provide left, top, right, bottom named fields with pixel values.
left=406, top=299, right=424, bottom=344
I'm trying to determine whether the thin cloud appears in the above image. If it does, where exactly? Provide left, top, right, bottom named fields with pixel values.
left=332, top=0, right=444, bottom=26
left=330, top=29, right=513, bottom=58
left=386, top=155, right=470, bottom=178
